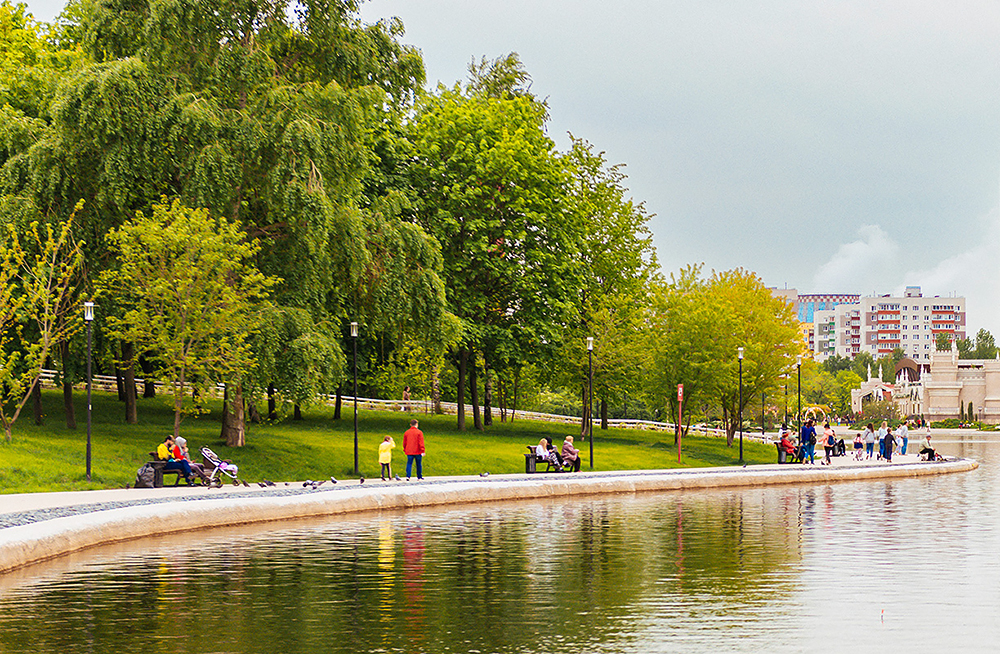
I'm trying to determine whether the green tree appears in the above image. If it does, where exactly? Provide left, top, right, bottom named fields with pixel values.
left=98, top=199, right=275, bottom=443
left=0, top=205, right=83, bottom=441
left=936, top=332, right=953, bottom=351
left=408, top=54, right=581, bottom=430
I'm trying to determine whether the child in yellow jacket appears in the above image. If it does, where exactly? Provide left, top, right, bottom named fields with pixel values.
left=379, top=436, right=395, bottom=480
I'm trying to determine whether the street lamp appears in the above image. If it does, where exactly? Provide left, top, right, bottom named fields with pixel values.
left=587, top=336, right=594, bottom=470
left=351, top=321, right=359, bottom=476
left=84, top=301, right=95, bottom=482
left=761, top=392, right=765, bottom=437
left=738, top=347, right=744, bottom=465
left=796, top=355, right=802, bottom=437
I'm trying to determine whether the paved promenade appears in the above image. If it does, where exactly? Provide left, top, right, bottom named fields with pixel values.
left=0, top=453, right=977, bottom=574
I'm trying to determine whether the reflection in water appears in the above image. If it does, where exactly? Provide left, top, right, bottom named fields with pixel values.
left=0, top=433, right=997, bottom=653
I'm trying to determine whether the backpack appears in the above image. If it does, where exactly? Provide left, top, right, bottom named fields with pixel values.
left=134, top=463, right=155, bottom=488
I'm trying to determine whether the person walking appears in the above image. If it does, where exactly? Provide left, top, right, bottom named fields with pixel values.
left=898, top=420, right=909, bottom=455
left=801, top=419, right=817, bottom=464
left=822, top=422, right=836, bottom=465
left=403, top=419, right=425, bottom=480
left=877, top=421, right=888, bottom=460
left=863, top=423, right=876, bottom=459
left=378, top=435, right=396, bottom=481
left=884, top=423, right=896, bottom=462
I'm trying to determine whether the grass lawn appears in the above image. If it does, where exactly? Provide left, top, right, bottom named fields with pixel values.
left=0, top=389, right=777, bottom=493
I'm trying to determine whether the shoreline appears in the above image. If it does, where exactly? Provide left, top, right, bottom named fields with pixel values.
left=0, top=457, right=978, bottom=574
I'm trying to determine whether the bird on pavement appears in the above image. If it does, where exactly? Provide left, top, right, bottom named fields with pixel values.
left=393, top=474, right=401, bottom=481
left=257, top=482, right=267, bottom=487
left=330, top=476, right=338, bottom=484
left=359, top=476, right=365, bottom=484
left=303, top=480, right=313, bottom=487
left=480, top=472, right=490, bottom=477
left=314, top=479, right=326, bottom=487
left=241, top=480, right=250, bottom=488
left=264, top=479, right=275, bottom=487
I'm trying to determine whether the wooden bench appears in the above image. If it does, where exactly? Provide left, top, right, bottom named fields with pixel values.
left=147, top=451, right=184, bottom=487
left=524, top=445, right=563, bottom=473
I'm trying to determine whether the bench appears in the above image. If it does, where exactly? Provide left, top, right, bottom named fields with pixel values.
left=147, top=451, right=185, bottom=487
left=776, top=443, right=801, bottom=464
left=524, top=445, right=564, bottom=473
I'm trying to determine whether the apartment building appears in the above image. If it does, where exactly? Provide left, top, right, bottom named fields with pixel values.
left=772, top=286, right=966, bottom=364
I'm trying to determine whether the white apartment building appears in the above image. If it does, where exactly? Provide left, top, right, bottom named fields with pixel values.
left=775, top=286, right=967, bottom=364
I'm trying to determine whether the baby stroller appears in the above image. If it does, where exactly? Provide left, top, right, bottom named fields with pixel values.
left=202, top=447, right=240, bottom=487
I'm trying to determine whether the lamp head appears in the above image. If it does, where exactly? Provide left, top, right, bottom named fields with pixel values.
left=586, top=336, right=594, bottom=351
left=350, top=321, right=358, bottom=338
left=83, top=301, right=95, bottom=322
left=796, top=354, right=802, bottom=366
left=738, top=347, right=744, bottom=360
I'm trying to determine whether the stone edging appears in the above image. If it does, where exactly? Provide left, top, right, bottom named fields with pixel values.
left=0, top=459, right=978, bottom=574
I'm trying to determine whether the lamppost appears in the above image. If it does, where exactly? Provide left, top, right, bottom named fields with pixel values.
left=738, top=347, right=744, bottom=465
left=796, top=354, right=803, bottom=436
left=84, top=301, right=95, bottom=482
left=351, top=321, right=359, bottom=476
left=761, top=392, right=766, bottom=437
left=783, top=378, right=788, bottom=424
left=587, top=336, right=594, bottom=470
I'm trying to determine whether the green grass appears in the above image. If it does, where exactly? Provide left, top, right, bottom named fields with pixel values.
left=0, top=389, right=777, bottom=493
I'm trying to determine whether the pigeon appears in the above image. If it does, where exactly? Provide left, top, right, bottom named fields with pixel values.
left=330, top=476, right=338, bottom=484
left=480, top=472, right=490, bottom=477
left=284, top=482, right=290, bottom=486
left=241, top=480, right=250, bottom=488
left=359, top=476, right=365, bottom=485
left=303, top=480, right=313, bottom=487
left=264, top=479, right=275, bottom=487
left=314, top=479, right=326, bottom=487
left=257, top=481, right=267, bottom=488
left=393, top=474, right=401, bottom=481
left=125, top=483, right=131, bottom=489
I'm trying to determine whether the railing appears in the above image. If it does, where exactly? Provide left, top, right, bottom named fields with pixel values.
left=42, top=369, right=768, bottom=443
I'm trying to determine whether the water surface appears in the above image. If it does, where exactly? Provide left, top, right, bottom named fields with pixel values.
left=0, top=433, right=996, bottom=653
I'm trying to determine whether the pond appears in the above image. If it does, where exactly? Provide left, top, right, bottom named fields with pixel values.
left=0, top=432, right=996, bottom=653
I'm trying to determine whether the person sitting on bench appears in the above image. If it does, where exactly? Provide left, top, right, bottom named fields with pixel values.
left=174, top=436, right=210, bottom=484
left=535, top=438, right=562, bottom=470
left=779, top=427, right=796, bottom=461
left=562, top=435, right=581, bottom=472
left=157, top=435, right=194, bottom=485
left=918, top=431, right=936, bottom=461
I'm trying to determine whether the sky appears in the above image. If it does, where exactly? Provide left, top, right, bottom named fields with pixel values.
left=25, top=0, right=1000, bottom=336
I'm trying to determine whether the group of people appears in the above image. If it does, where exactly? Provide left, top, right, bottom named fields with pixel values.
left=378, top=418, right=427, bottom=480
left=155, top=434, right=210, bottom=485
left=778, top=418, right=938, bottom=465
left=534, top=435, right=582, bottom=472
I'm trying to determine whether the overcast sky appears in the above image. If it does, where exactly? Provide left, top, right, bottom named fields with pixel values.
left=26, top=0, right=1000, bottom=334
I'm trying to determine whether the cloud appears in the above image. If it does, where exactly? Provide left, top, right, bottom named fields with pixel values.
left=902, top=208, right=1000, bottom=337
left=810, top=225, right=902, bottom=293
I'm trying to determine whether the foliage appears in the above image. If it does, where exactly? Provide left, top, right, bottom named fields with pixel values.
left=0, top=205, right=83, bottom=441
left=936, top=332, right=953, bottom=351
left=856, top=399, right=898, bottom=424
left=98, top=199, right=276, bottom=438
left=957, top=328, right=997, bottom=360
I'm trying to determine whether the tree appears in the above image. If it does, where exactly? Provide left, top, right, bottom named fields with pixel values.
left=408, top=54, right=581, bottom=430
left=821, top=354, right=853, bottom=374
left=959, top=328, right=997, bottom=360
left=98, top=199, right=275, bottom=443
left=936, top=332, right=953, bottom=351
left=0, top=206, right=83, bottom=441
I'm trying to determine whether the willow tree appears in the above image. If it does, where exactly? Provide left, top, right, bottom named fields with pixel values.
left=99, top=199, right=274, bottom=444
left=1, top=0, right=445, bottom=432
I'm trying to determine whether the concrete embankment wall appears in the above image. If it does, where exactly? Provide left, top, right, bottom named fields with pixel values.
left=0, top=460, right=978, bottom=574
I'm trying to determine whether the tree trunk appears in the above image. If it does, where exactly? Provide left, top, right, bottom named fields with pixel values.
left=60, top=339, right=76, bottom=430
left=601, top=398, right=608, bottom=430
left=456, top=348, right=467, bottom=431
left=293, top=403, right=303, bottom=420
left=334, top=385, right=342, bottom=420
left=470, top=350, right=482, bottom=431
left=483, top=359, right=493, bottom=427
left=115, top=366, right=125, bottom=401
left=432, top=365, right=442, bottom=414
left=248, top=401, right=261, bottom=423
left=268, top=384, right=277, bottom=420
left=511, top=367, right=519, bottom=422
left=221, top=384, right=246, bottom=447
left=121, top=341, right=138, bottom=424
left=139, top=353, right=156, bottom=398
left=32, top=381, right=42, bottom=425
left=497, top=374, right=506, bottom=422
